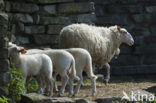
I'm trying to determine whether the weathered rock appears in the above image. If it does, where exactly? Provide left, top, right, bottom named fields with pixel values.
left=0, top=13, right=8, bottom=25
left=77, top=13, right=96, bottom=23
left=132, top=14, right=156, bottom=24
left=0, top=0, right=4, bottom=10
left=40, top=16, right=71, bottom=25
left=24, top=25, right=45, bottom=34
left=6, top=2, right=39, bottom=13
left=111, top=64, right=156, bottom=75
left=75, top=98, right=90, bottom=103
left=14, top=13, right=33, bottom=24
left=143, top=54, right=156, bottom=65
left=58, top=2, right=94, bottom=14
left=110, top=54, right=142, bottom=66
left=96, top=15, right=129, bottom=25
left=146, top=6, right=156, bottom=13
left=0, top=72, right=11, bottom=85
left=131, top=26, right=150, bottom=36
left=32, top=14, right=40, bottom=24
left=0, top=37, right=8, bottom=48
left=150, top=25, right=156, bottom=34
left=0, top=86, right=9, bottom=96
left=0, top=59, right=9, bottom=72
left=144, top=35, right=156, bottom=44
left=17, top=36, right=29, bottom=45
left=33, top=35, right=59, bottom=45
left=39, top=5, right=56, bottom=15
left=26, top=0, right=74, bottom=4
left=96, top=97, right=122, bottom=103
left=47, top=25, right=64, bottom=35
left=21, top=93, right=75, bottom=103
left=0, top=47, right=8, bottom=56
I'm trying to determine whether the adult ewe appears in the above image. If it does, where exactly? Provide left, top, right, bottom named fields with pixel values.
left=8, top=46, right=54, bottom=96
left=59, top=23, right=134, bottom=83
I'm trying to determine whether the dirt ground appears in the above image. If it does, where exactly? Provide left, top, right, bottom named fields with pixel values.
left=55, top=75, right=156, bottom=101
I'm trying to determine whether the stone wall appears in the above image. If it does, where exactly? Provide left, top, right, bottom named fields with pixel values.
left=0, top=0, right=10, bottom=96
left=4, top=0, right=95, bottom=49
left=94, top=0, right=156, bottom=75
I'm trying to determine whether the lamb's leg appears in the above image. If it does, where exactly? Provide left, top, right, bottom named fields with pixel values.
left=104, top=63, right=110, bottom=84
left=59, top=73, right=69, bottom=96
left=54, top=72, right=59, bottom=92
left=36, top=75, right=44, bottom=94
left=74, top=70, right=83, bottom=95
left=91, top=78, right=96, bottom=96
left=26, top=76, right=31, bottom=92
left=68, top=77, right=74, bottom=97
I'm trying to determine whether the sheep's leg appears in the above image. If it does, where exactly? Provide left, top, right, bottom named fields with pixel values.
left=74, top=70, right=83, bottom=95
left=54, top=72, right=59, bottom=92
left=91, top=78, right=96, bottom=96
left=25, top=76, right=31, bottom=92
left=59, top=73, right=69, bottom=96
left=36, top=75, right=44, bottom=94
left=68, top=77, right=74, bottom=97
left=104, top=63, right=110, bottom=84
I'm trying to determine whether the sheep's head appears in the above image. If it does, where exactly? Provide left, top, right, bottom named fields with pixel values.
left=8, top=46, right=27, bottom=57
left=110, top=26, right=134, bottom=46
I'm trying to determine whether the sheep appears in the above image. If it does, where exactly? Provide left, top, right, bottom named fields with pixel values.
left=8, top=46, right=54, bottom=96
left=59, top=23, right=134, bottom=84
left=43, top=48, right=97, bottom=96
left=26, top=49, right=80, bottom=97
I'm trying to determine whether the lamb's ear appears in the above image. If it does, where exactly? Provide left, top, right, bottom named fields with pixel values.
left=117, top=26, right=121, bottom=32
left=19, top=48, right=27, bottom=54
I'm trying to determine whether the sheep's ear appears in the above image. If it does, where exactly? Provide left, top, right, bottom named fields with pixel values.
left=117, top=26, right=121, bottom=32
left=19, top=48, right=27, bottom=54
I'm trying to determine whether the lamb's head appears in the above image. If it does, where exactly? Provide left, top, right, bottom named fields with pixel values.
left=109, top=26, right=134, bottom=46
left=8, top=46, right=27, bottom=57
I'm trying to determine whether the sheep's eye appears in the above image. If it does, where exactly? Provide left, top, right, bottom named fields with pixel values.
left=121, top=31, right=127, bottom=34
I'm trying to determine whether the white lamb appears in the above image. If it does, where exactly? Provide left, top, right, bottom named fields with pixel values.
left=43, top=48, right=97, bottom=96
left=26, top=49, right=80, bottom=97
left=59, top=23, right=134, bottom=84
left=8, top=46, right=54, bottom=96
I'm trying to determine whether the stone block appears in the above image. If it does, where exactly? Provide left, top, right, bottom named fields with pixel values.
left=110, top=54, right=142, bottom=66
left=17, top=36, right=29, bottom=45
left=15, top=13, right=33, bottom=24
left=131, top=26, right=150, bottom=36
left=111, top=64, right=156, bottom=75
left=21, top=93, right=75, bottom=103
left=58, top=2, right=94, bottom=14
left=96, top=15, right=129, bottom=25
left=132, top=14, right=156, bottom=24
left=0, top=59, right=9, bottom=72
left=32, top=14, right=40, bottom=24
left=26, top=0, right=74, bottom=4
left=6, top=2, right=39, bottom=13
left=107, top=5, right=143, bottom=13
left=0, top=48, right=8, bottom=59
left=40, top=16, right=71, bottom=25
left=0, top=37, right=8, bottom=48
left=0, top=72, right=11, bottom=85
left=0, top=0, right=4, bottom=10
left=0, top=86, right=9, bottom=96
left=24, top=25, right=45, bottom=34
left=150, top=25, right=156, bottom=34
left=39, top=5, right=56, bottom=15
left=33, top=35, right=59, bottom=45
left=146, top=6, right=156, bottom=13
left=0, top=13, right=8, bottom=25
left=95, top=97, right=121, bottom=103
left=144, top=35, right=156, bottom=44
left=77, top=13, right=96, bottom=23
left=47, top=25, right=64, bottom=35
left=143, top=54, right=156, bottom=65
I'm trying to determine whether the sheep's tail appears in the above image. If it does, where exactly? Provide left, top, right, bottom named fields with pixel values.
left=86, top=57, right=98, bottom=80
left=70, top=58, right=80, bottom=81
